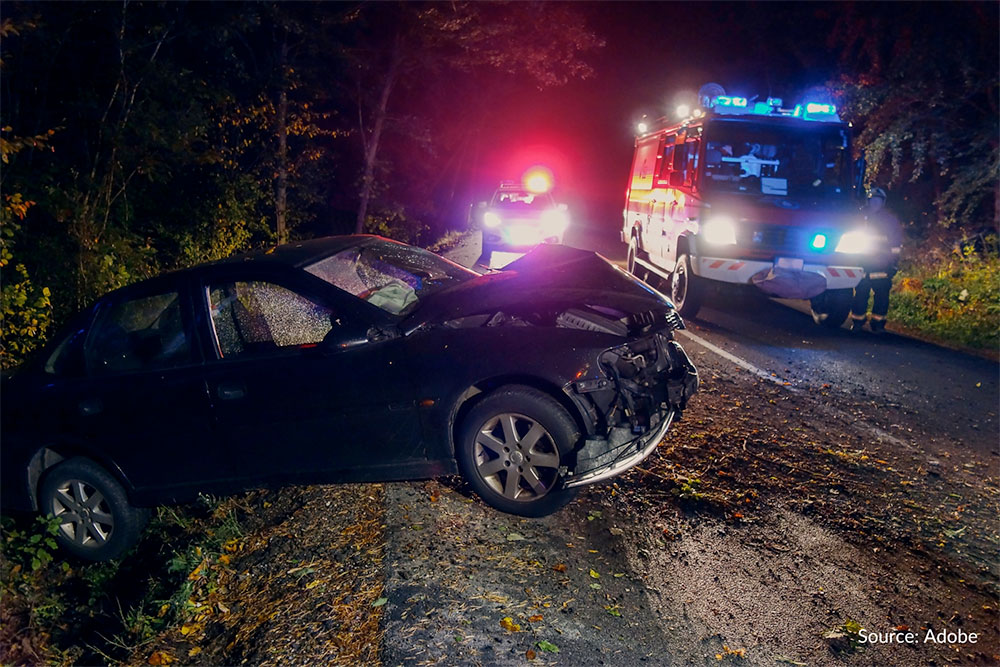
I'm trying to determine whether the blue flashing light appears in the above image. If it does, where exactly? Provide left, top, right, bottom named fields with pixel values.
left=767, top=97, right=783, bottom=107
left=714, top=95, right=747, bottom=108
left=811, top=233, right=828, bottom=250
left=752, top=102, right=772, bottom=115
left=805, top=102, right=836, bottom=115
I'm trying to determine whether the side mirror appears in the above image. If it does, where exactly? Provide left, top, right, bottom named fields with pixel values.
left=854, top=156, right=867, bottom=194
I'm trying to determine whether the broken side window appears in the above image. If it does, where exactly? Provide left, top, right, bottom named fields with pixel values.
left=208, top=281, right=333, bottom=358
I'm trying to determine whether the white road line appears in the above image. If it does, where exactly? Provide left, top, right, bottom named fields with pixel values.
left=677, top=329, right=795, bottom=388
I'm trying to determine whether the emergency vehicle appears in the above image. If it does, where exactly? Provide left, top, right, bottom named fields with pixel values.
left=622, top=86, right=871, bottom=327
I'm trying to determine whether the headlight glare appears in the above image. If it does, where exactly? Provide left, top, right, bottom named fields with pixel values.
left=835, top=229, right=874, bottom=254
left=483, top=211, right=502, bottom=228
left=702, top=216, right=737, bottom=245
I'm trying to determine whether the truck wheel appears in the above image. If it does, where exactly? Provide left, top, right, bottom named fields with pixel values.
left=670, top=253, right=704, bottom=319
left=810, top=289, right=852, bottom=328
left=626, top=237, right=639, bottom=275
left=456, top=385, right=579, bottom=517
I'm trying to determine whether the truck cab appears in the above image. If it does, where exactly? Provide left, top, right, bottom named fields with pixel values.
left=623, top=93, right=870, bottom=327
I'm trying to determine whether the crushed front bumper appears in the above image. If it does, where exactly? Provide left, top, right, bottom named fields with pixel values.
left=562, top=331, right=699, bottom=489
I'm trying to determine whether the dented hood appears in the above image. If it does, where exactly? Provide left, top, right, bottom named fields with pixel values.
left=404, top=244, right=674, bottom=330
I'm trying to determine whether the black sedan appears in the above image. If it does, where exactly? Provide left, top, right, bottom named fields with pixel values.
left=1, top=236, right=698, bottom=561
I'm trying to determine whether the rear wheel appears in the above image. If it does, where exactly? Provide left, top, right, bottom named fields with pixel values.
left=810, top=288, right=852, bottom=328
left=39, top=457, right=149, bottom=561
left=670, top=253, right=704, bottom=319
left=456, top=386, right=579, bottom=517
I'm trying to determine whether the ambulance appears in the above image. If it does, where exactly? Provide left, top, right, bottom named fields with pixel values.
left=622, top=86, right=871, bottom=327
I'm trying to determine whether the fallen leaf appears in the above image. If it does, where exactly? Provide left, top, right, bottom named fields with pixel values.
left=188, top=647, right=202, bottom=657
left=507, top=533, right=526, bottom=542
left=529, top=614, right=543, bottom=622
left=372, top=597, right=388, bottom=607
left=536, top=640, right=560, bottom=653
left=148, top=651, right=175, bottom=665
left=605, top=606, right=622, bottom=617
left=553, top=563, right=567, bottom=573
left=589, top=569, right=600, bottom=579
left=500, top=616, right=521, bottom=633
left=305, top=579, right=322, bottom=589
left=590, top=583, right=602, bottom=590
left=526, top=649, right=537, bottom=660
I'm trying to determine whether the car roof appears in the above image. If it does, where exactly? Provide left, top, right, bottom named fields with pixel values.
left=98, top=235, right=388, bottom=301
left=212, top=234, right=383, bottom=269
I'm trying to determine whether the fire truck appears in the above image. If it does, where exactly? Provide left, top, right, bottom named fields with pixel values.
left=622, top=86, right=870, bottom=327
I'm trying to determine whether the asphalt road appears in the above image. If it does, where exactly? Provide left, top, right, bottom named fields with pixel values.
left=450, top=218, right=998, bottom=460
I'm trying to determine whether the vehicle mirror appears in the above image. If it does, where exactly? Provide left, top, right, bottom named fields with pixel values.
left=319, top=327, right=368, bottom=354
left=668, top=172, right=684, bottom=187
left=854, top=156, right=866, bottom=193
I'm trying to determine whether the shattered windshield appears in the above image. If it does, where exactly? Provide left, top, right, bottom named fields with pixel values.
left=305, top=240, right=477, bottom=316
left=702, top=122, right=850, bottom=202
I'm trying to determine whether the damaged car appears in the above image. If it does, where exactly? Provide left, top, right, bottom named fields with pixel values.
left=1, top=237, right=698, bottom=560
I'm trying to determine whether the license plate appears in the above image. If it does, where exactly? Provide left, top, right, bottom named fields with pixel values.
left=776, top=257, right=804, bottom=270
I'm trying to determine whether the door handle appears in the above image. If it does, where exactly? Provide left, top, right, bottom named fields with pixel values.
left=78, top=398, right=103, bottom=416
left=217, top=383, right=246, bottom=401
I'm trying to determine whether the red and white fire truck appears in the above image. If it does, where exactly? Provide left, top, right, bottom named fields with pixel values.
left=622, top=86, right=871, bottom=327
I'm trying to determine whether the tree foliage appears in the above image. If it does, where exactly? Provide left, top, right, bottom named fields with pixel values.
left=829, top=2, right=999, bottom=229
left=0, top=2, right=602, bottom=366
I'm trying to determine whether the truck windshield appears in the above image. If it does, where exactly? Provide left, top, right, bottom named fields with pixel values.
left=702, top=122, right=850, bottom=202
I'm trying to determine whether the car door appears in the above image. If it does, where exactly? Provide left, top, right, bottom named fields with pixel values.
left=197, top=273, right=424, bottom=485
left=51, top=280, right=223, bottom=503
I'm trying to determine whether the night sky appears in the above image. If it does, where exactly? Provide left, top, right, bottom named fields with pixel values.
left=480, top=2, right=862, bottom=226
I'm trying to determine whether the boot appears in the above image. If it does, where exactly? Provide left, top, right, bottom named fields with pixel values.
left=850, top=317, right=867, bottom=332
left=870, top=318, right=886, bottom=334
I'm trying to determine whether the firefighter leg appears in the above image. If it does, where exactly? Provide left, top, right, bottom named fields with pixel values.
left=869, top=276, right=892, bottom=333
left=850, top=276, right=871, bottom=330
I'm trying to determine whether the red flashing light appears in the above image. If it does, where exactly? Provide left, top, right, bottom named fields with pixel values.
left=523, top=166, right=553, bottom=194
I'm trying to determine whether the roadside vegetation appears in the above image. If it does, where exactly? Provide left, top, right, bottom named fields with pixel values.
left=891, top=242, right=999, bottom=352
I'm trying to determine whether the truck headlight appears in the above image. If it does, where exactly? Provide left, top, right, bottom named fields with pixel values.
left=483, top=211, right=502, bottom=228
left=701, top=216, right=737, bottom=245
left=835, top=229, right=874, bottom=254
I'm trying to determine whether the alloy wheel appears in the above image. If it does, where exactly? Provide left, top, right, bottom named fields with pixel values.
left=50, top=479, right=115, bottom=548
left=473, top=413, right=560, bottom=501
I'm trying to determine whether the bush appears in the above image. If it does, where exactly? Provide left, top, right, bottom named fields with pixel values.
left=889, top=248, right=1000, bottom=350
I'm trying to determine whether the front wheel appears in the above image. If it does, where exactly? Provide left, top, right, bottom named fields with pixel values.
left=456, top=386, right=579, bottom=517
left=670, top=253, right=704, bottom=319
left=626, top=236, right=639, bottom=275
left=810, top=288, right=852, bottom=329
left=39, top=457, right=149, bottom=561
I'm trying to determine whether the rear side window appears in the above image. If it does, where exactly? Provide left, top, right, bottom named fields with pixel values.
left=86, top=292, right=192, bottom=375
left=208, top=281, right=334, bottom=359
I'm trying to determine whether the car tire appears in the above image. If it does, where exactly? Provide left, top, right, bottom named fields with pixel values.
left=670, top=253, right=704, bottom=319
left=810, top=288, right=852, bottom=329
left=38, top=457, right=149, bottom=561
left=456, top=385, right=580, bottom=517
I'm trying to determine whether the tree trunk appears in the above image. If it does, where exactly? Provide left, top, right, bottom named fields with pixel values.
left=355, top=38, right=402, bottom=235
left=275, top=38, right=290, bottom=244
